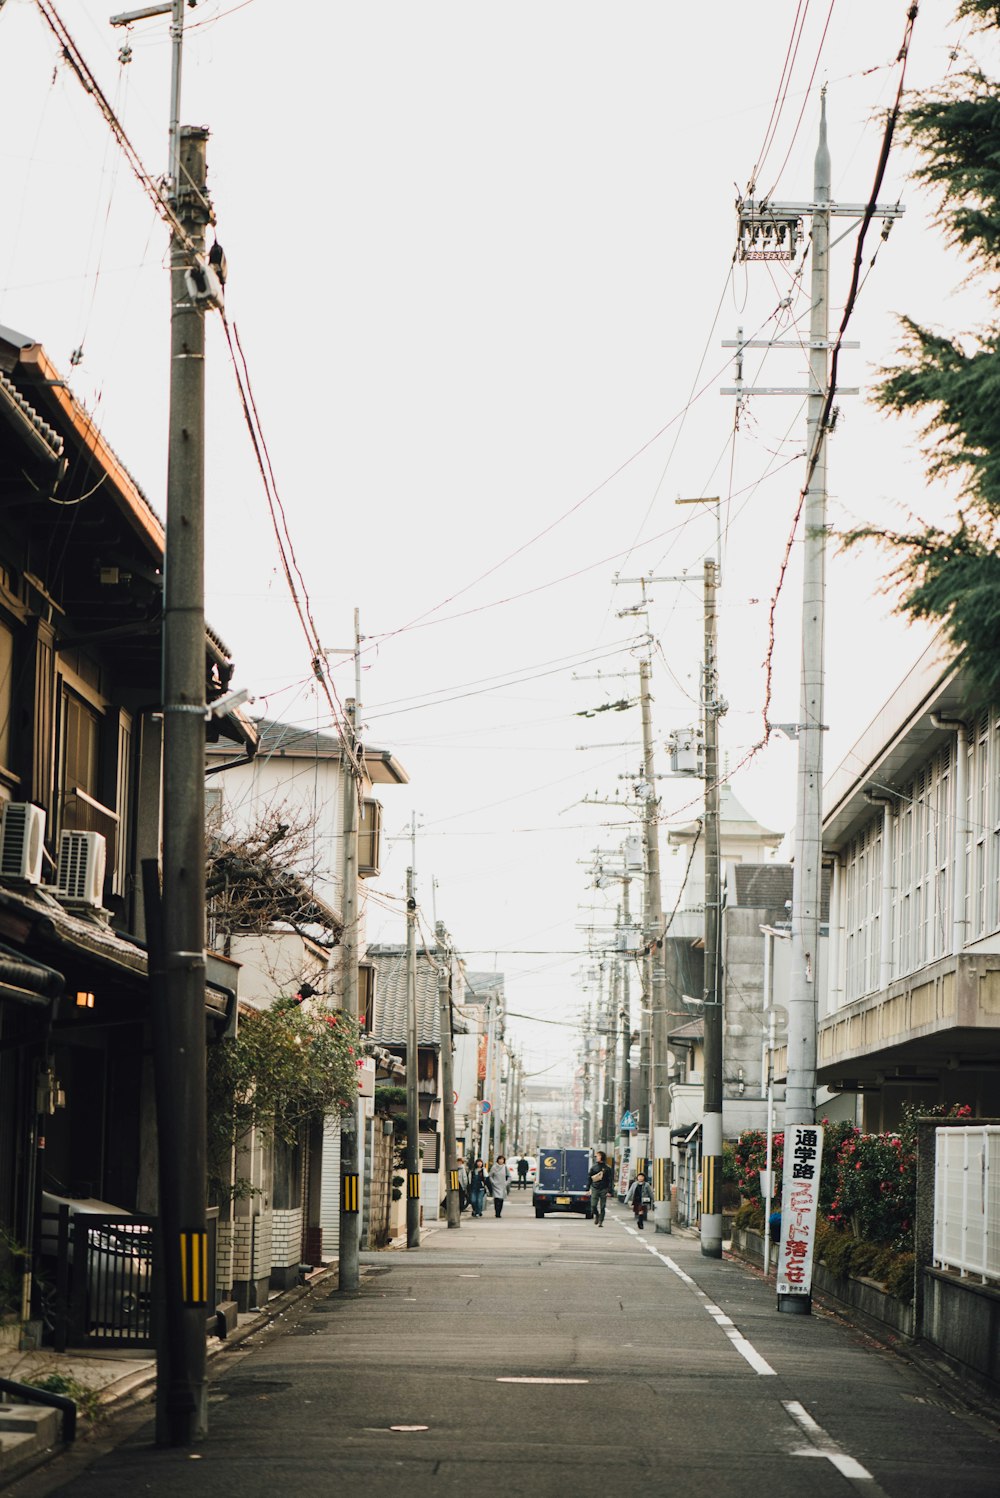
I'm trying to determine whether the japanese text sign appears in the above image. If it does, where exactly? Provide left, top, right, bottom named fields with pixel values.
left=776, top=1123, right=824, bottom=1298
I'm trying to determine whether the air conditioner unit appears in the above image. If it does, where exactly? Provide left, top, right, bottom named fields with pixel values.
left=0, top=802, right=46, bottom=884
left=55, top=830, right=106, bottom=907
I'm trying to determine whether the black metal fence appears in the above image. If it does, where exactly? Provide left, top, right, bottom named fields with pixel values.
left=43, top=1205, right=155, bottom=1351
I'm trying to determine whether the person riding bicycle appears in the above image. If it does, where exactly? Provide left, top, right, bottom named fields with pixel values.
left=589, top=1151, right=614, bottom=1226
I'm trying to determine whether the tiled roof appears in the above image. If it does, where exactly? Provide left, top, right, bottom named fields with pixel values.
left=369, top=949, right=442, bottom=1046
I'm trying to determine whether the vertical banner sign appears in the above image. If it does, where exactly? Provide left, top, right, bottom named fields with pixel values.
left=776, top=1123, right=824, bottom=1298
left=616, top=1146, right=630, bottom=1198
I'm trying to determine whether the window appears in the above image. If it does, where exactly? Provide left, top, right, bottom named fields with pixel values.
left=0, top=621, right=13, bottom=774
left=61, top=689, right=100, bottom=806
left=357, top=798, right=382, bottom=878
left=58, top=686, right=117, bottom=874
left=359, top=963, right=375, bottom=1033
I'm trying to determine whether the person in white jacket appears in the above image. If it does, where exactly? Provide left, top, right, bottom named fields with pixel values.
left=488, top=1156, right=510, bottom=1217
left=624, top=1172, right=653, bottom=1230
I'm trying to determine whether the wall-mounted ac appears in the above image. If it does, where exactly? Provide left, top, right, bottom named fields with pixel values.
left=0, top=802, right=46, bottom=884
left=55, top=830, right=106, bottom=908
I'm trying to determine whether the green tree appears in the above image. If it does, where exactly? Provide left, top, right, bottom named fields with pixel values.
left=848, top=2, right=1000, bottom=698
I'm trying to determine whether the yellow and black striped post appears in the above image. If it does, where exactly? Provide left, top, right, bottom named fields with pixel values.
left=178, top=1230, right=208, bottom=1306
left=342, top=1173, right=360, bottom=1213
left=449, top=1169, right=460, bottom=1195
left=701, top=1153, right=719, bottom=1218
left=654, top=1157, right=667, bottom=1202
left=634, top=1156, right=647, bottom=1179
left=408, top=1172, right=421, bottom=1200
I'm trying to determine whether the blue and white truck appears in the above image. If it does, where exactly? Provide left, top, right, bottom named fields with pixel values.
left=532, top=1146, right=591, bottom=1218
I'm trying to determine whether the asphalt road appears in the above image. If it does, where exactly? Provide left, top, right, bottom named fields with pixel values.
left=15, top=1194, right=1000, bottom=1497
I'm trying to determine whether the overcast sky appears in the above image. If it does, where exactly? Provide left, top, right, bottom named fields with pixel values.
left=0, top=0, right=987, bottom=1081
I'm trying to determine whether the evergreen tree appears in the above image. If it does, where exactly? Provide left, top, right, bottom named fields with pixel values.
left=852, top=2, right=1000, bottom=699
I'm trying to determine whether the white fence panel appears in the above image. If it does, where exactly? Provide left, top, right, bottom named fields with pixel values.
left=933, top=1126, right=1000, bottom=1283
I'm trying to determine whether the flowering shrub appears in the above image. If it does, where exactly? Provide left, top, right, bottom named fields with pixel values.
left=732, top=1128, right=783, bottom=1205
left=207, top=998, right=363, bottom=1194
left=734, top=1105, right=972, bottom=1254
left=732, top=1118, right=858, bottom=1216
left=828, top=1131, right=913, bottom=1244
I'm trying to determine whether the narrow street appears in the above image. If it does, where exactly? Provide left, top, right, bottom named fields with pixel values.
left=13, top=1194, right=999, bottom=1498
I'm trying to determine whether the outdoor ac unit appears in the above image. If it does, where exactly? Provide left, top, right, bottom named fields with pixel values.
left=0, top=802, right=46, bottom=884
left=55, top=830, right=106, bottom=907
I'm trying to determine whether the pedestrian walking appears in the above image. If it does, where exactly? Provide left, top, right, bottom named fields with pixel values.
left=516, top=1154, right=529, bottom=1190
left=457, top=1155, right=470, bottom=1213
left=468, top=1158, right=488, bottom=1217
left=588, top=1150, right=614, bottom=1225
left=488, top=1155, right=510, bottom=1217
left=624, top=1171, right=653, bottom=1230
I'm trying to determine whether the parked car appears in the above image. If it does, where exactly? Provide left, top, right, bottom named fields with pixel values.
left=40, top=1188, right=152, bottom=1330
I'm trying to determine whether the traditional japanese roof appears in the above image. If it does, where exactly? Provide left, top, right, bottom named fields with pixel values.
left=367, top=947, right=442, bottom=1047
left=211, top=717, right=408, bottom=785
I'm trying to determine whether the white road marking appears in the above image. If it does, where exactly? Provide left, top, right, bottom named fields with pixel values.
left=614, top=1219, right=776, bottom=1376
left=496, top=1377, right=590, bottom=1384
left=783, top=1400, right=876, bottom=1483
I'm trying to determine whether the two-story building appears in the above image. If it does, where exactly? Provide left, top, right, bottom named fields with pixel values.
left=817, top=636, right=1000, bottom=1127
left=204, top=718, right=407, bottom=1302
left=0, top=324, right=253, bottom=1330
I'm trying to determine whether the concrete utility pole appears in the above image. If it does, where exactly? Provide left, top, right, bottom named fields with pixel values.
left=405, top=859, right=420, bottom=1247
left=701, top=558, right=723, bottom=1258
left=639, top=656, right=670, bottom=1234
left=482, top=994, right=495, bottom=1161
left=115, top=0, right=209, bottom=1447
left=621, top=872, right=632, bottom=1118
left=729, top=94, right=904, bottom=1311
left=337, top=617, right=363, bottom=1294
left=604, top=942, right=621, bottom=1143
left=435, top=921, right=460, bottom=1229
left=612, top=577, right=676, bottom=1230
left=153, top=117, right=212, bottom=1447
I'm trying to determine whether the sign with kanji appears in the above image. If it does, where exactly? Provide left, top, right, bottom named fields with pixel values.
left=776, top=1123, right=824, bottom=1299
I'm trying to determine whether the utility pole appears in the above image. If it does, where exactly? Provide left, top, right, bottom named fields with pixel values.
left=729, top=95, right=904, bottom=1309
left=337, top=612, right=363, bottom=1295
left=639, top=655, right=670, bottom=1233
left=436, top=921, right=460, bottom=1229
left=113, top=0, right=209, bottom=1447
left=604, top=943, right=620, bottom=1144
left=156, top=114, right=212, bottom=1447
left=621, top=872, right=632, bottom=1118
left=482, top=994, right=495, bottom=1162
left=701, top=557, right=723, bottom=1258
left=613, top=576, right=677, bottom=1232
left=406, top=850, right=420, bottom=1247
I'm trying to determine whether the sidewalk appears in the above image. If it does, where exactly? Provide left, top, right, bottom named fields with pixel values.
left=0, top=1261, right=338, bottom=1485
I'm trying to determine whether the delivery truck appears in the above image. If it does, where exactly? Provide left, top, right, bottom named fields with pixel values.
left=532, top=1146, right=591, bottom=1218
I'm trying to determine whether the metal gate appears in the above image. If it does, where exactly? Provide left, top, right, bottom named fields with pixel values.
left=45, top=1204, right=155, bottom=1350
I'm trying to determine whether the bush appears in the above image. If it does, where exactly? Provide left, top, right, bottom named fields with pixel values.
left=733, top=1200, right=764, bottom=1232
left=884, top=1252, right=916, bottom=1305
left=25, top=1373, right=102, bottom=1425
left=206, top=999, right=363, bottom=1195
